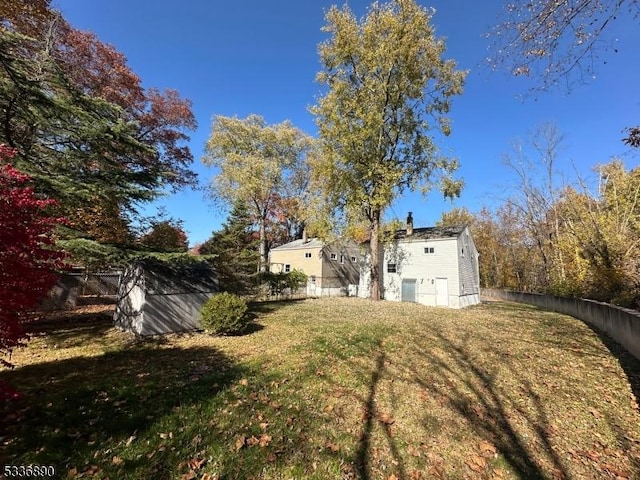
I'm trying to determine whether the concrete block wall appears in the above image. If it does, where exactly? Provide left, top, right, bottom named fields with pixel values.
left=482, top=289, right=640, bottom=361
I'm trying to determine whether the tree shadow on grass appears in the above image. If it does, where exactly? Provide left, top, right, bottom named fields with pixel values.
left=25, top=305, right=116, bottom=349
left=0, top=343, right=244, bottom=479
left=407, top=332, right=568, bottom=480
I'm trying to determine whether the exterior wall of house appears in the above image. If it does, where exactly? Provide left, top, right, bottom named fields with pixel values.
left=319, top=243, right=360, bottom=289
left=358, top=229, right=481, bottom=308
left=269, top=245, right=323, bottom=278
left=456, top=227, right=481, bottom=308
left=270, top=240, right=360, bottom=297
left=382, top=237, right=461, bottom=306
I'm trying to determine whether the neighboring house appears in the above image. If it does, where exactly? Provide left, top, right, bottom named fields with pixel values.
left=269, top=232, right=360, bottom=296
left=358, top=213, right=481, bottom=308
left=114, top=258, right=218, bottom=335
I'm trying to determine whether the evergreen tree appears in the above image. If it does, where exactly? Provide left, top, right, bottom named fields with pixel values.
left=200, top=201, right=260, bottom=294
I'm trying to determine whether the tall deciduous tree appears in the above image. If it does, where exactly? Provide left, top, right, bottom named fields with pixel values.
left=311, top=0, right=467, bottom=300
left=203, top=114, right=313, bottom=270
left=0, top=145, right=65, bottom=369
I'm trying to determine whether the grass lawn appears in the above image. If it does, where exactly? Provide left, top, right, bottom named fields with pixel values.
left=1, top=298, right=640, bottom=480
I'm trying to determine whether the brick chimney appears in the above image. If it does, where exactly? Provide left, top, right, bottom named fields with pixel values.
left=406, top=212, right=413, bottom=236
left=302, top=227, right=308, bottom=243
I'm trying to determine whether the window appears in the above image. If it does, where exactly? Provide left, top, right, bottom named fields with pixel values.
left=284, top=264, right=291, bottom=273
left=305, top=252, right=312, bottom=258
left=424, top=247, right=435, bottom=254
left=351, top=256, right=357, bottom=262
left=330, top=253, right=337, bottom=260
left=340, top=255, right=344, bottom=264
left=310, top=275, right=316, bottom=283
left=387, top=263, right=397, bottom=273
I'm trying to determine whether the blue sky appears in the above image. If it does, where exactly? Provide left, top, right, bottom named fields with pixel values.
left=53, top=0, right=639, bottom=246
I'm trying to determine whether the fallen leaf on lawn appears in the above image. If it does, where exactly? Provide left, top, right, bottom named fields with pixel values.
left=377, top=412, right=394, bottom=425
left=239, top=378, right=249, bottom=386
left=409, top=470, right=422, bottom=480
left=125, top=434, right=137, bottom=446
left=247, top=436, right=260, bottom=446
left=188, top=458, right=206, bottom=470
left=235, top=435, right=246, bottom=451
left=387, top=474, right=399, bottom=480
left=324, top=404, right=334, bottom=413
left=479, top=440, right=497, bottom=456
left=181, top=471, right=196, bottom=480
left=68, top=468, right=78, bottom=477
left=466, top=454, right=487, bottom=472
left=259, top=422, right=270, bottom=431
left=590, top=408, right=603, bottom=419
left=267, top=452, right=278, bottom=462
left=325, top=441, right=339, bottom=452
left=407, top=445, right=421, bottom=457
left=111, top=456, right=124, bottom=465
left=259, top=434, right=272, bottom=448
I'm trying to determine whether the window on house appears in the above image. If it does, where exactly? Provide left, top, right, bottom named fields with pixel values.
left=424, top=247, right=435, bottom=254
left=351, top=256, right=357, bottom=262
left=330, top=253, right=337, bottom=260
left=310, top=275, right=316, bottom=283
left=305, top=252, right=312, bottom=258
left=284, top=264, right=291, bottom=273
left=387, top=263, right=397, bottom=273
left=340, top=255, right=344, bottom=264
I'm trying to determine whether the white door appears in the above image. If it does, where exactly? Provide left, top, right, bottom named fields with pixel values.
left=435, top=278, right=448, bottom=307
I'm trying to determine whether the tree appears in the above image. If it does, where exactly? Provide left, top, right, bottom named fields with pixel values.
left=139, top=218, right=189, bottom=253
left=436, top=207, right=476, bottom=228
left=0, top=10, right=197, bottom=233
left=203, top=114, right=313, bottom=270
left=311, top=0, right=467, bottom=300
left=200, top=200, right=260, bottom=294
left=0, top=145, right=65, bottom=369
left=488, top=0, right=640, bottom=145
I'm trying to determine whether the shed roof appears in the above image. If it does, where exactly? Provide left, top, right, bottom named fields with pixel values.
left=132, top=258, right=218, bottom=295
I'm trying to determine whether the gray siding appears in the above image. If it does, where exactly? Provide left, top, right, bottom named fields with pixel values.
left=457, top=227, right=481, bottom=297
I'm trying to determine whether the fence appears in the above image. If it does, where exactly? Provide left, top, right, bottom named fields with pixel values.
left=68, top=271, right=122, bottom=296
left=482, top=288, right=640, bottom=361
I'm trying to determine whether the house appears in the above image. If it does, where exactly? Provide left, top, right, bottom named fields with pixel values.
left=358, top=213, right=480, bottom=308
left=269, top=232, right=360, bottom=296
left=114, top=258, right=218, bottom=336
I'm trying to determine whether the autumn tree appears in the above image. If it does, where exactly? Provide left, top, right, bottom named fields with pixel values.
left=311, top=0, right=467, bottom=300
left=203, top=114, right=313, bottom=270
left=139, top=218, right=189, bottom=253
left=0, top=145, right=65, bottom=369
left=0, top=7, right=197, bottom=236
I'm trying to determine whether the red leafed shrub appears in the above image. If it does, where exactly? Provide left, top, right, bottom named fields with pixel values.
left=0, top=145, right=65, bottom=370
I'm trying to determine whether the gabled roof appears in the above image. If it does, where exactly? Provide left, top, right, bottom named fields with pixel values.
left=270, top=238, right=326, bottom=251
left=393, top=225, right=467, bottom=241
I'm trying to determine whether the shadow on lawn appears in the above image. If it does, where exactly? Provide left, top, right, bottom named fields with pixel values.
left=354, top=341, right=409, bottom=480
left=0, top=343, right=244, bottom=478
left=408, top=332, right=568, bottom=480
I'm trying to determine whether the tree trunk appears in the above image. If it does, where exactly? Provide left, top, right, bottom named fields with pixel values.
left=259, top=219, right=267, bottom=272
left=369, top=209, right=382, bottom=301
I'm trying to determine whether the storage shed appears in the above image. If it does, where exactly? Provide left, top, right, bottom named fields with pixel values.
left=114, top=258, right=218, bottom=336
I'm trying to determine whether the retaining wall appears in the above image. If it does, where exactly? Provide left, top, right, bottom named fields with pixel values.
left=482, top=289, right=640, bottom=361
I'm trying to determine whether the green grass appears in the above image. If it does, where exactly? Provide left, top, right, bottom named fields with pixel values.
left=1, top=298, right=640, bottom=479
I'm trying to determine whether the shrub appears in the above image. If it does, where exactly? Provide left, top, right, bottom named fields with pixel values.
left=200, top=292, right=249, bottom=335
